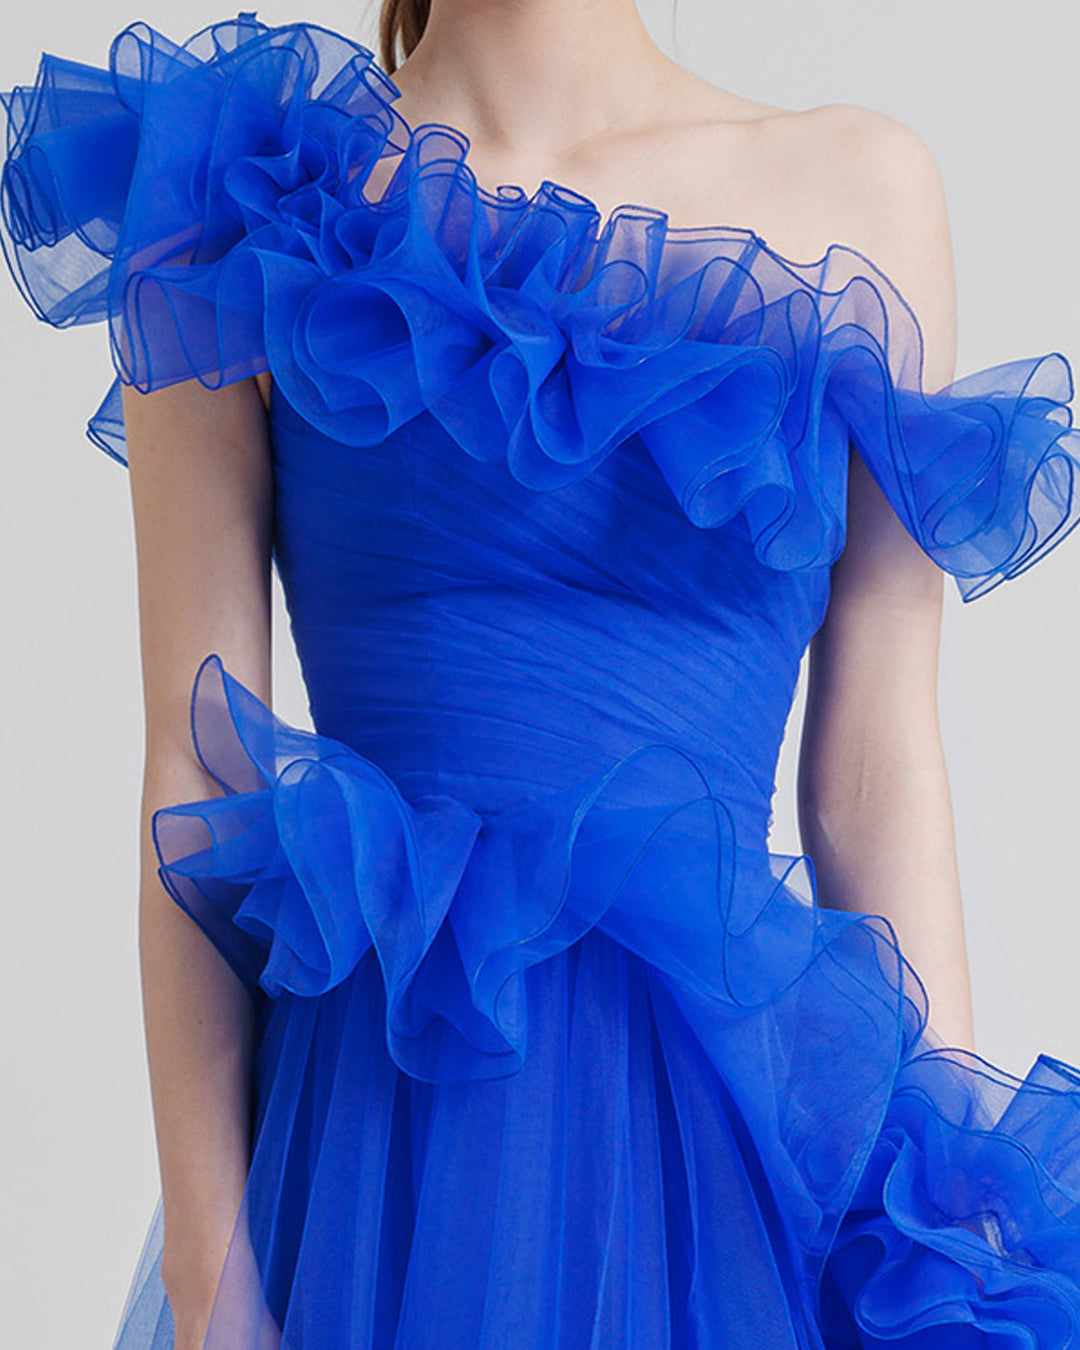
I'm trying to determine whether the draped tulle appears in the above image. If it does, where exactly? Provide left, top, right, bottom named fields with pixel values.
left=3, top=10, right=1079, bottom=598
left=6, top=10, right=1080, bottom=1350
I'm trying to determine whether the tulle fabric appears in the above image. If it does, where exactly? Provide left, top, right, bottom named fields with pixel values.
left=130, top=652, right=1080, bottom=1348
left=5, top=10, right=1080, bottom=1350
left=2, top=9, right=1079, bottom=599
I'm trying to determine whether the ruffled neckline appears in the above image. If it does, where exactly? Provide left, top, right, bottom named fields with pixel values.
left=2, top=7, right=1079, bottom=598
left=276, top=9, right=931, bottom=386
left=333, top=20, right=846, bottom=284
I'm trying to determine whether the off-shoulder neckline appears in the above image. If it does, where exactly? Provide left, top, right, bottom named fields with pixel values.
left=90, top=6, right=927, bottom=335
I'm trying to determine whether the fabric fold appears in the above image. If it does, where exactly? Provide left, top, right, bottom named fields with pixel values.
left=816, top=1047, right=1080, bottom=1342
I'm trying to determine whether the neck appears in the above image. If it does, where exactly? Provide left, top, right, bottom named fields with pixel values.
left=387, top=0, right=675, bottom=159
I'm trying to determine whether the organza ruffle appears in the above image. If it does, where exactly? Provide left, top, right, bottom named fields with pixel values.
left=817, top=1048, right=1080, bottom=1342
left=3, top=10, right=1079, bottom=598
left=149, top=652, right=1080, bottom=1343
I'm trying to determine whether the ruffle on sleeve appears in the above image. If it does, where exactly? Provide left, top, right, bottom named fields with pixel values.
left=0, top=10, right=399, bottom=462
left=637, top=250, right=1080, bottom=600
left=2, top=10, right=1078, bottom=599
left=827, top=343, right=1080, bottom=601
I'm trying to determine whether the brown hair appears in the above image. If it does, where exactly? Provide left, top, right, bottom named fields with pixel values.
left=378, top=0, right=432, bottom=74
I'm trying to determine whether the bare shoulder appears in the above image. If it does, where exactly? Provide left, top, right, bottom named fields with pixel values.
left=690, top=85, right=959, bottom=389
left=792, top=102, right=958, bottom=389
left=788, top=102, right=952, bottom=261
left=760, top=107, right=958, bottom=604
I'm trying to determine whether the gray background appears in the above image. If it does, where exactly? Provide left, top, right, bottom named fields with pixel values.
left=1, top=1, right=1077, bottom=1343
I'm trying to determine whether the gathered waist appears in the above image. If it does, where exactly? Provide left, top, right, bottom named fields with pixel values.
left=149, top=654, right=827, bottom=1085
left=284, top=588, right=784, bottom=826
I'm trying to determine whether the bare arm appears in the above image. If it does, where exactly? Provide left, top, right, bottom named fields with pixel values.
left=123, top=370, right=274, bottom=1344
left=797, top=111, right=977, bottom=1052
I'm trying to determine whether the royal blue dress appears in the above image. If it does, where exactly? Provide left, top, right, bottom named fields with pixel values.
left=4, top=11, right=1080, bottom=1348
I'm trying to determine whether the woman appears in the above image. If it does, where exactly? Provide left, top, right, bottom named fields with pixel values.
left=3, top=2, right=1080, bottom=1346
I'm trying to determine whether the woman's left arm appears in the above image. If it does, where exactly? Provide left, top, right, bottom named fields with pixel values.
left=797, top=109, right=976, bottom=1052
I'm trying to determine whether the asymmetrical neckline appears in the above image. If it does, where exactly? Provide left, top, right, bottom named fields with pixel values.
left=342, top=28, right=870, bottom=287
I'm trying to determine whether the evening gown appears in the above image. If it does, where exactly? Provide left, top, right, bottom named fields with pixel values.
left=4, top=11, right=1080, bottom=1348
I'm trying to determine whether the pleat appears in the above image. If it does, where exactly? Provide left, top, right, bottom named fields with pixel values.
left=647, top=970, right=814, bottom=1349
